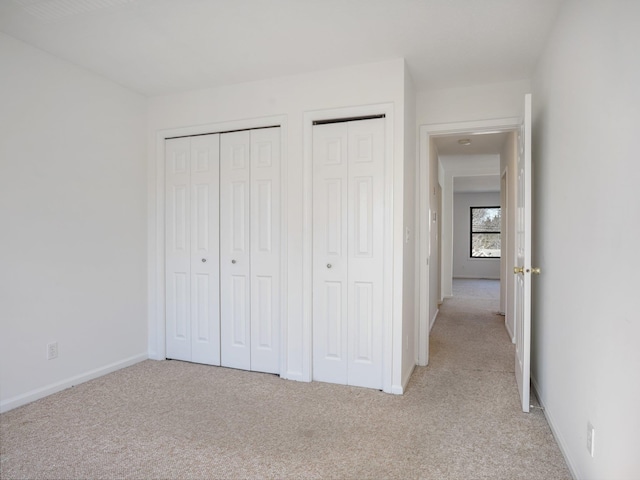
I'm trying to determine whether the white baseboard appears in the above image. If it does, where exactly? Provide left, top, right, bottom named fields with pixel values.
left=505, top=318, right=515, bottom=343
left=430, top=308, right=440, bottom=332
left=398, top=363, right=416, bottom=394
left=282, top=370, right=307, bottom=383
left=0, top=353, right=148, bottom=413
left=531, top=376, right=579, bottom=480
left=148, top=351, right=164, bottom=361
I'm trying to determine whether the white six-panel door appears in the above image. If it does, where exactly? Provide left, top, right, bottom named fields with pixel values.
left=346, top=119, right=384, bottom=388
left=249, top=128, right=281, bottom=374
left=220, top=131, right=252, bottom=370
left=313, top=118, right=385, bottom=389
left=166, top=134, right=221, bottom=365
left=515, top=94, right=532, bottom=412
left=312, top=123, right=349, bottom=384
left=220, top=128, right=280, bottom=373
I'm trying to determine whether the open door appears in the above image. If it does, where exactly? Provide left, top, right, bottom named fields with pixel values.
left=514, top=94, right=533, bottom=412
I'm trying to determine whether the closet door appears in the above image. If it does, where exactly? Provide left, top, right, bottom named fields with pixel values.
left=312, top=118, right=385, bottom=389
left=190, top=135, right=221, bottom=364
left=346, top=118, right=384, bottom=389
left=312, top=123, right=349, bottom=385
left=166, top=134, right=220, bottom=365
left=166, top=137, right=192, bottom=362
left=220, top=131, right=252, bottom=370
left=250, top=128, right=281, bottom=374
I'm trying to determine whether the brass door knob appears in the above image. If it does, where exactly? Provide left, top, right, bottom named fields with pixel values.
left=514, top=267, right=524, bottom=274
left=531, top=267, right=541, bottom=275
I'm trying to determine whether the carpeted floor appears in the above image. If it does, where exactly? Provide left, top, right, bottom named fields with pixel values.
left=0, top=279, right=571, bottom=479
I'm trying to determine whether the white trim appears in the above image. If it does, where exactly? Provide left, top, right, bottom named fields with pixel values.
left=531, top=377, right=579, bottom=480
left=505, top=316, right=515, bottom=343
left=149, top=115, right=289, bottom=376
left=429, top=308, right=439, bottom=332
left=417, top=118, right=521, bottom=371
left=0, top=354, right=148, bottom=413
left=417, top=129, right=430, bottom=365
left=303, top=103, right=394, bottom=392
left=393, top=363, right=416, bottom=395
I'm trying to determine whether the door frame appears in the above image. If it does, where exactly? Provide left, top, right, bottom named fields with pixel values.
left=303, top=103, right=395, bottom=393
left=150, top=115, right=288, bottom=376
left=417, top=117, right=520, bottom=366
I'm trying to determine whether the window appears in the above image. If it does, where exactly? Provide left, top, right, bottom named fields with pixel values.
left=470, top=206, right=501, bottom=258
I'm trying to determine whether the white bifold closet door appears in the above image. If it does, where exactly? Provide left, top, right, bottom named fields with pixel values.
left=220, top=128, right=280, bottom=374
left=312, top=118, right=385, bottom=389
left=165, top=134, right=221, bottom=365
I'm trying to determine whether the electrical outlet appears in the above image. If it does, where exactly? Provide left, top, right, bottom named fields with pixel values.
left=47, top=342, right=58, bottom=360
left=587, top=421, right=595, bottom=457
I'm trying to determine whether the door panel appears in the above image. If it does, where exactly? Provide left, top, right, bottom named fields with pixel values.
left=313, top=123, right=349, bottom=385
left=189, top=134, right=220, bottom=365
left=323, top=281, right=343, bottom=359
left=250, top=128, right=280, bottom=373
left=353, top=177, right=373, bottom=257
left=347, top=119, right=384, bottom=389
left=166, top=135, right=220, bottom=365
left=231, top=275, right=248, bottom=345
left=220, top=131, right=251, bottom=371
left=353, top=281, right=373, bottom=361
left=515, top=94, right=532, bottom=412
left=166, top=138, right=192, bottom=362
left=172, top=272, right=189, bottom=339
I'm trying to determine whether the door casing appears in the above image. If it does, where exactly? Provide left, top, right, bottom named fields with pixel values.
left=417, top=117, right=520, bottom=367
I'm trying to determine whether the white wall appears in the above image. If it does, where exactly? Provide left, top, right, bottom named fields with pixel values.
left=417, top=79, right=531, bottom=126
left=147, top=59, right=411, bottom=392
left=402, top=64, right=417, bottom=385
left=531, top=1, right=640, bottom=478
left=0, top=34, right=148, bottom=412
left=452, top=192, right=501, bottom=280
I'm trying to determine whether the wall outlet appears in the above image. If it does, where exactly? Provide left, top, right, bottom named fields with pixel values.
left=47, top=342, right=58, bottom=360
left=587, top=421, right=595, bottom=457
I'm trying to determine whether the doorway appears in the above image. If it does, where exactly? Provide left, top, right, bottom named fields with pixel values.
left=417, top=118, right=520, bottom=367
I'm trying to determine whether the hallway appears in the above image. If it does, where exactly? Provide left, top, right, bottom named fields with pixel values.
left=430, top=279, right=513, bottom=374
left=410, top=278, right=570, bottom=478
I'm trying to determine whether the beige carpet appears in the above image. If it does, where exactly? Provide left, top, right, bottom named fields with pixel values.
left=0, top=279, right=571, bottom=479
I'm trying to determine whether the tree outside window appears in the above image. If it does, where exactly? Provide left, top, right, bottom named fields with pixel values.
left=470, top=206, right=501, bottom=258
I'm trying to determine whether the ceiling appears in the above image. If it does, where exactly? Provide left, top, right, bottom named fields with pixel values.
left=435, top=131, right=509, bottom=193
left=433, top=132, right=510, bottom=156
left=0, top=0, right=563, bottom=96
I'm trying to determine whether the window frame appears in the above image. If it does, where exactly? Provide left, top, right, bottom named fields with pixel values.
left=469, top=206, right=501, bottom=259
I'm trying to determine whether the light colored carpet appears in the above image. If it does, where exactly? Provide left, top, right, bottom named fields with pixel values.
left=0, top=279, right=571, bottom=479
